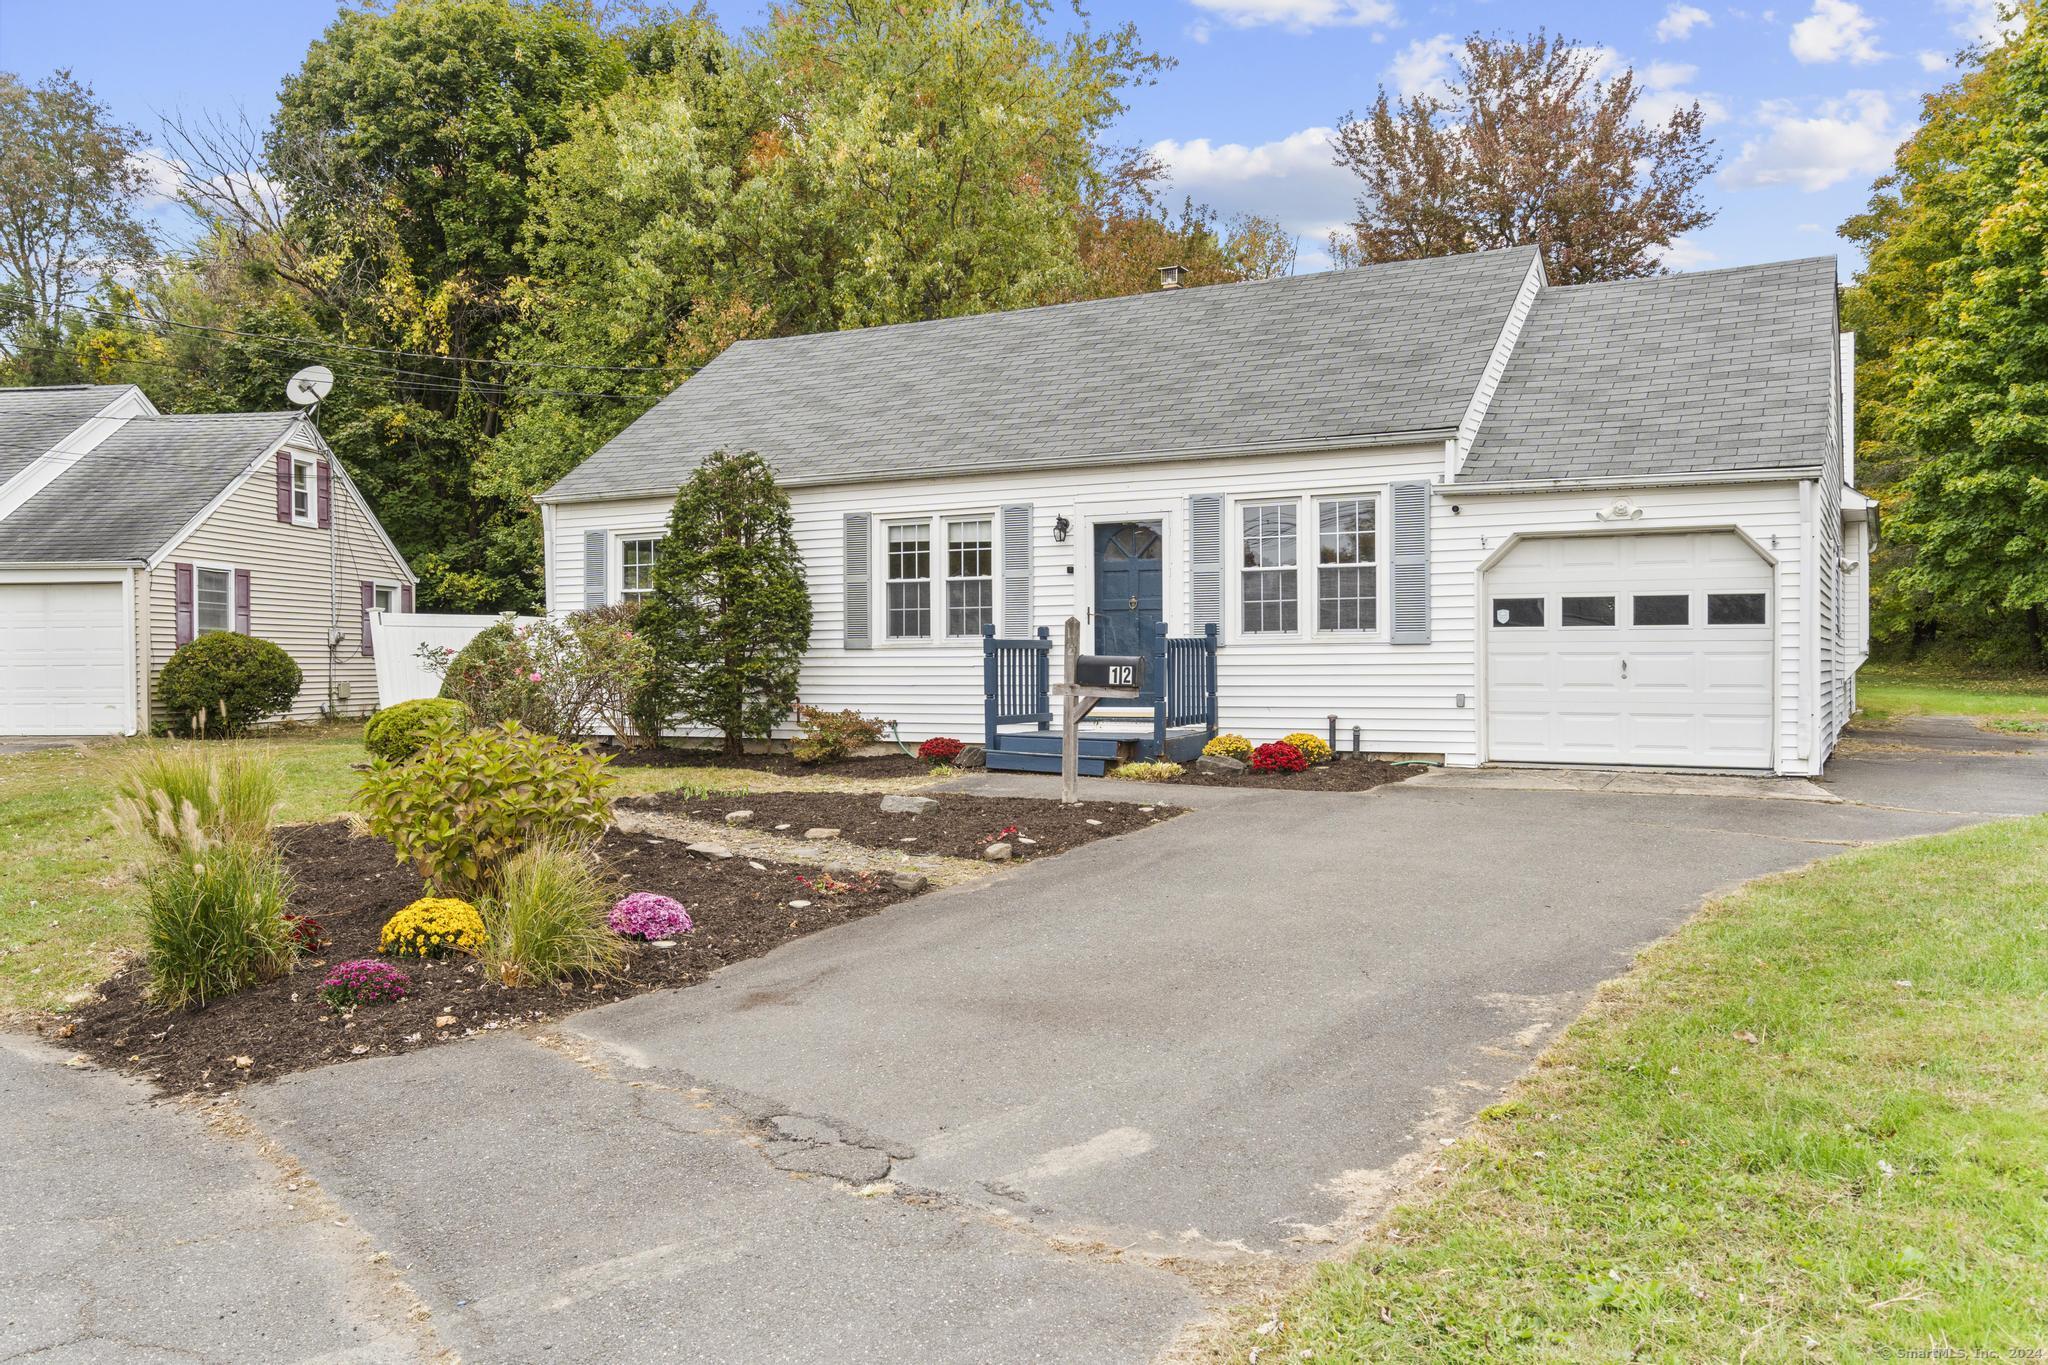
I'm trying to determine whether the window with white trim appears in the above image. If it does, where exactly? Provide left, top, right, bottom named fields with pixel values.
left=945, top=518, right=994, bottom=637
left=195, top=567, right=234, bottom=634
left=1240, top=502, right=1298, bottom=634
left=1315, top=496, right=1376, bottom=631
left=886, top=522, right=933, bottom=639
left=290, top=455, right=319, bottom=526
left=372, top=582, right=401, bottom=614
left=619, top=537, right=662, bottom=603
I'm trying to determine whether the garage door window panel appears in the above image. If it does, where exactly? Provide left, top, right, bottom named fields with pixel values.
left=1561, top=595, right=1615, bottom=628
left=1633, top=594, right=1690, bottom=626
left=1707, top=592, right=1767, bottom=625
left=1492, top=597, right=1544, bottom=628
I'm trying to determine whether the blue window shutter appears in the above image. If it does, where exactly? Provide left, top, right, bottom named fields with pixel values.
left=583, top=530, right=607, bottom=608
left=1188, top=493, right=1223, bottom=638
left=843, top=514, right=871, bottom=649
left=999, top=504, right=1032, bottom=636
left=1390, top=481, right=1431, bottom=644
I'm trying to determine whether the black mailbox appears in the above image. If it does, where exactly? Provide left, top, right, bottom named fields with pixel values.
left=1074, top=654, right=1145, bottom=693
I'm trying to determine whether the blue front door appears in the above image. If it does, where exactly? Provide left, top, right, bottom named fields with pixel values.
left=1094, top=522, right=1164, bottom=673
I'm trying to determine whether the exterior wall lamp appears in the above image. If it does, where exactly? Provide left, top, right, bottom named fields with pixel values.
left=1053, top=515, right=1071, bottom=543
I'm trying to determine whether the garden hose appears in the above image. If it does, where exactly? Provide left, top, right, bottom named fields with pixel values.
left=885, top=719, right=916, bottom=758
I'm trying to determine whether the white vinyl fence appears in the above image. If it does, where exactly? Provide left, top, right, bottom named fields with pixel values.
left=368, top=612, right=541, bottom=707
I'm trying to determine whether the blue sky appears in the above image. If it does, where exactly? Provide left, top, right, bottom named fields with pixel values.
left=0, top=0, right=2012, bottom=275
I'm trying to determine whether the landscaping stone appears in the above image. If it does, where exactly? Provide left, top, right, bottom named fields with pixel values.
left=724, top=810, right=754, bottom=826
left=1196, top=754, right=1247, bottom=775
left=982, top=843, right=1013, bottom=862
left=686, top=842, right=734, bottom=860
left=954, top=744, right=986, bottom=769
left=821, top=862, right=859, bottom=881
left=804, top=827, right=841, bottom=840
left=789, top=900, right=813, bottom=910
left=891, top=872, right=930, bottom=893
left=879, top=794, right=939, bottom=815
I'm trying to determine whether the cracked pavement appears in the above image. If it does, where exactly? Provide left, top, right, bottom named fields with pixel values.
left=5, top=715, right=2044, bottom=1362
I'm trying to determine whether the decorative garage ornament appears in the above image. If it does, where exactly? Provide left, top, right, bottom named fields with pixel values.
left=1595, top=497, right=1645, bottom=522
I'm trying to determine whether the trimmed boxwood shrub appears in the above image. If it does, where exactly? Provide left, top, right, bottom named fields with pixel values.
left=364, top=697, right=470, bottom=762
left=157, top=633, right=302, bottom=736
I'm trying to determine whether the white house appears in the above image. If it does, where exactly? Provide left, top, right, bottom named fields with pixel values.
left=0, top=384, right=416, bottom=735
left=537, top=247, right=1872, bottom=776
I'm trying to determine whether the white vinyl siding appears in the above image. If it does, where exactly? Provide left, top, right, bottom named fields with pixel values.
left=148, top=440, right=412, bottom=724
left=545, top=445, right=1819, bottom=772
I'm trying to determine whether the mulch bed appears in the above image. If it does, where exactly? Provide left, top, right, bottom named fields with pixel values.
left=600, top=746, right=933, bottom=779
left=61, top=822, right=914, bottom=1095
left=1166, top=757, right=1421, bottom=791
left=622, top=789, right=1180, bottom=860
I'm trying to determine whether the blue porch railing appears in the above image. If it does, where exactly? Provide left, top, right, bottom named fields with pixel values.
left=981, top=622, right=1218, bottom=773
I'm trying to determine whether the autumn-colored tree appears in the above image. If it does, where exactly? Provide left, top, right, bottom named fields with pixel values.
left=1073, top=148, right=1296, bottom=298
left=1330, top=31, right=1716, bottom=285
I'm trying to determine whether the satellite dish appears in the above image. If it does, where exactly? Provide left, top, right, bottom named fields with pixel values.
left=286, top=365, right=334, bottom=408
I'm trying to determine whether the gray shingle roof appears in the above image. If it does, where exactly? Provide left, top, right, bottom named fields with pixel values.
left=1460, top=257, right=1838, bottom=485
left=542, top=246, right=1542, bottom=501
left=0, top=385, right=132, bottom=483
left=0, top=411, right=301, bottom=563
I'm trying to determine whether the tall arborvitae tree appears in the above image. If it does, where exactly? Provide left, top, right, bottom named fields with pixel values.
left=1330, top=31, right=1717, bottom=284
left=637, top=451, right=811, bottom=753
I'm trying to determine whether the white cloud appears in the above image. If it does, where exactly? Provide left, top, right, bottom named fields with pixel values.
left=1389, top=33, right=1461, bottom=99
left=1657, top=236, right=1720, bottom=270
left=1656, top=4, right=1713, bottom=41
left=1149, top=126, right=1358, bottom=268
left=1184, top=0, right=1396, bottom=33
left=1941, top=0, right=2023, bottom=45
left=1788, top=0, right=1885, bottom=64
left=1917, top=48, right=1951, bottom=71
left=1636, top=58, right=1731, bottom=124
left=1722, top=91, right=1904, bottom=191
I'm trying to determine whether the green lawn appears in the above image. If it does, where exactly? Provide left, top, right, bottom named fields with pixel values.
left=0, top=726, right=809, bottom=1019
left=1250, top=816, right=2048, bottom=1360
left=1855, top=664, right=2048, bottom=727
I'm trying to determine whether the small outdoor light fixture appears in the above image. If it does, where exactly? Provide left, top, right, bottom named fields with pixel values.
left=1158, top=263, right=1186, bottom=290
left=1053, top=514, right=1071, bottom=543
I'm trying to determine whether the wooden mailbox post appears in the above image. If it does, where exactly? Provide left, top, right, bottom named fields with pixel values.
left=1053, top=615, right=1146, bottom=804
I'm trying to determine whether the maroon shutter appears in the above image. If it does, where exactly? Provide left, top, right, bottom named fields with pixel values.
left=234, top=570, right=251, bottom=634
left=317, top=459, right=332, bottom=529
left=173, top=563, right=195, bottom=645
left=400, top=583, right=414, bottom=612
left=361, top=581, right=375, bottom=657
left=275, top=452, right=292, bottom=522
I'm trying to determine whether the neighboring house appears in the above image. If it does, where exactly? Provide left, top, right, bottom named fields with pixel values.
left=0, top=384, right=416, bottom=735
left=538, top=247, right=1873, bottom=776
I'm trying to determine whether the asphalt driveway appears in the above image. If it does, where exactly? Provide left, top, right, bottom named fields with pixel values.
left=6, top=716, right=2045, bottom=1363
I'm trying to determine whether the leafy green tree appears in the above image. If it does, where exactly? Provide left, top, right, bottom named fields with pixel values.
left=638, top=450, right=811, bottom=754
left=1841, top=28, right=2020, bottom=655
left=0, top=69, right=155, bottom=379
left=1885, top=5, right=2048, bottom=663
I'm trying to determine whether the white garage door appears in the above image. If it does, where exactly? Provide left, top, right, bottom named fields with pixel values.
left=1485, top=532, right=1773, bottom=769
left=0, top=581, right=132, bottom=735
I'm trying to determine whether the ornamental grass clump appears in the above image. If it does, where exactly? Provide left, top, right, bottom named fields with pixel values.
left=1109, top=761, right=1184, bottom=781
left=380, top=897, right=487, bottom=959
left=141, top=839, right=298, bottom=1009
left=111, top=746, right=280, bottom=857
left=1280, top=731, right=1335, bottom=764
left=319, top=959, right=411, bottom=1008
left=482, top=842, right=622, bottom=987
left=1251, top=740, right=1309, bottom=774
left=608, top=892, right=693, bottom=941
left=1201, top=733, right=1252, bottom=761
